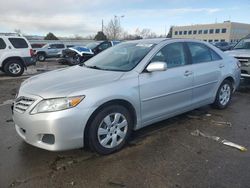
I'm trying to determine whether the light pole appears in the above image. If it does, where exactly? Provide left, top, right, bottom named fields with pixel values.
left=114, top=15, right=125, bottom=27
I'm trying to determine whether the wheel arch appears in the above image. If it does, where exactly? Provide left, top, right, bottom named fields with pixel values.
left=223, top=76, right=235, bottom=90
left=2, top=56, right=26, bottom=69
left=83, top=99, right=137, bottom=147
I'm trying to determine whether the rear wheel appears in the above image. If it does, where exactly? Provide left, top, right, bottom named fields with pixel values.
left=212, top=80, right=233, bottom=109
left=4, top=60, right=24, bottom=77
left=88, top=105, right=133, bottom=155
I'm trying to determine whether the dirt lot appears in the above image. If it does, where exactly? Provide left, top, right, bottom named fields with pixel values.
left=1, top=61, right=250, bottom=188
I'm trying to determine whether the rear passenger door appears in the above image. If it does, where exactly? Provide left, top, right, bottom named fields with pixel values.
left=8, top=37, right=30, bottom=57
left=0, top=38, right=7, bottom=62
left=186, top=42, right=224, bottom=106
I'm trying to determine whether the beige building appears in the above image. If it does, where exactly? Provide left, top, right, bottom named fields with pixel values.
left=172, top=21, right=250, bottom=43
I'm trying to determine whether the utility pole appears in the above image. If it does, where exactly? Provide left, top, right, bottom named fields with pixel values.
left=102, top=19, right=104, bottom=32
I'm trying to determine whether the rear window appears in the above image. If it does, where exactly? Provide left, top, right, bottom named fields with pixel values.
left=50, top=44, right=65, bottom=49
left=187, top=42, right=222, bottom=64
left=8, top=38, right=28, bottom=49
left=0, top=38, right=6, bottom=49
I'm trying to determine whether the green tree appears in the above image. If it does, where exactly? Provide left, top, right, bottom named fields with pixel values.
left=94, top=31, right=107, bottom=40
left=44, top=32, right=59, bottom=40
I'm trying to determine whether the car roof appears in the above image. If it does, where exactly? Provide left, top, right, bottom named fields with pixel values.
left=127, top=38, right=168, bottom=44
left=125, top=38, right=219, bottom=45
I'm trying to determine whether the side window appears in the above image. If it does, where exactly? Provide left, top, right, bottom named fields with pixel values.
left=187, top=42, right=212, bottom=64
left=187, top=42, right=222, bottom=63
left=151, top=42, right=187, bottom=68
left=55, top=44, right=65, bottom=49
left=99, top=42, right=112, bottom=50
left=210, top=49, right=222, bottom=61
left=49, top=44, right=56, bottom=49
left=0, top=38, right=6, bottom=49
left=8, top=38, right=28, bottom=49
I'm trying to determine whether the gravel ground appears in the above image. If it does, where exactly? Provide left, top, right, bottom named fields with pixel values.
left=0, top=61, right=250, bottom=188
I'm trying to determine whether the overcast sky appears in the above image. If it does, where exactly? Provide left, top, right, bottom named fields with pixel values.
left=0, top=0, right=250, bottom=37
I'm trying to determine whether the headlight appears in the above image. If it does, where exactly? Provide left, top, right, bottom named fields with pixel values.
left=30, top=96, right=85, bottom=114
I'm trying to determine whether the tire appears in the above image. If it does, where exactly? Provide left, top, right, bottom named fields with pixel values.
left=4, top=60, right=24, bottom=77
left=88, top=105, right=133, bottom=155
left=212, top=80, right=233, bottom=109
left=68, top=54, right=82, bottom=66
left=37, top=53, right=46, bottom=62
left=57, top=58, right=68, bottom=65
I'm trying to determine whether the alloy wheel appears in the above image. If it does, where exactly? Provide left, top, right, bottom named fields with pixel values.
left=97, top=113, right=128, bottom=149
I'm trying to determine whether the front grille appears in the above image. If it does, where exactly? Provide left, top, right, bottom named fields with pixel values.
left=14, top=96, right=36, bottom=113
left=234, top=57, right=249, bottom=64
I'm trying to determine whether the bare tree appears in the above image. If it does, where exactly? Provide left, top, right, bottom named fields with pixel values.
left=74, top=34, right=84, bottom=40
left=14, top=29, right=23, bottom=35
left=104, top=17, right=122, bottom=40
left=134, top=28, right=157, bottom=39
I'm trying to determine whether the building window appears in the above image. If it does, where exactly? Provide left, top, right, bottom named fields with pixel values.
left=204, top=40, right=207, bottom=42
left=215, top=29, right=220, bottom=33
left=221, top=39, right=225, bottom=42
left=221, top=28, right=227, bottom=33
left=204, top=30, right=208, bottom=34
left=208, top=39, right=213, bottom=43
left=193, top=30, right=197, bottom=35
left=214, top=40, right=219, bottom=42
left=198, top=30, right=202, bottom=34
left=188, top=30, right=192, bottom=35
left=175, top=31, right=178, bottom=35
left=184, top=31, right=187, bottom=35
left=209, top=29, right=214, bottom=34
left=179, top=31, right=183, bottom=35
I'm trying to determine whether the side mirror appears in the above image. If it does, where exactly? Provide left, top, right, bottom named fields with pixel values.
left=146, top=61, right=167, bottom=72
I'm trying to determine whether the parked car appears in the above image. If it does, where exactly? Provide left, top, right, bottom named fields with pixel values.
left=58, top=40, right=120, bottom=65
left=0, top=33, right=36, bottom=76
left=213, top=42, right=232, bottom=51
left=31, top=43, right=46, bottom=49
left=225, top=39, right=250, bottom=78
left=34, top=43, right=66, bottom=62
left=13, top=39, right=240, bottom=154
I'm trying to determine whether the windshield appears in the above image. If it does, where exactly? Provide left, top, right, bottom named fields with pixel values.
left=42, top=44, right=49, bottom=48
left=234, top=40, right=250, bottom=50
left=86, top=42, right=101, bottom=49
left=84, top=42, right=155, bottom=71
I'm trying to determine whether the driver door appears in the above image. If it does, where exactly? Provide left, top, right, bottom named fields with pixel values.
left=139, top=42, right=194, bottom=125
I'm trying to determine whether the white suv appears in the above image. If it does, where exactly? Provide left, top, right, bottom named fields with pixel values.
left=0, top=34, right=36, bottom=77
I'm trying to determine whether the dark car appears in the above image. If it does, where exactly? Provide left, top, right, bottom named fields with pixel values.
left=58, top=41, right=120, bottom=65
left=213, top=42, right=231, bottom=51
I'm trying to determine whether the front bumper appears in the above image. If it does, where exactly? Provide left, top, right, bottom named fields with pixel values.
left=12, top=93, right=93, bottom=151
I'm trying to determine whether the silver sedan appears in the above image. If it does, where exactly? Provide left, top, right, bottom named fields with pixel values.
left=13, top=38, right=241, bottom=154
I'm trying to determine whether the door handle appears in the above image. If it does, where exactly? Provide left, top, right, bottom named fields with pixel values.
left=219, top=63, right=225, bottom=68
left=184, top=70, right=193, bottom=76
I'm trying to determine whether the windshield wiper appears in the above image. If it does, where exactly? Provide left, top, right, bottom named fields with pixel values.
left=85, top=65, right=102, bottom=70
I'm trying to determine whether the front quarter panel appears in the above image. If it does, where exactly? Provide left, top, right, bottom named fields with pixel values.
left=69, top=71, right=142, bottom=130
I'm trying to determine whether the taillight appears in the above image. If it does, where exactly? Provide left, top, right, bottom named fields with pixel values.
left=30, top=49, right=35, bottom=57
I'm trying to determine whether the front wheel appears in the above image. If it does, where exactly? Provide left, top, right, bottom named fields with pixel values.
left=212, top=80, right=233, bottom=109
left=37, top=53, right=46, bottom=62
left=88, top=105, right=133, bottom=155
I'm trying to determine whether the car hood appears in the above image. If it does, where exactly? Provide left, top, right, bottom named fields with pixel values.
left=225, top=49, right=250, bottom=58
left=20, top=66, right=124, bottom=98
left=69, top=46, right=94, bottom=55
